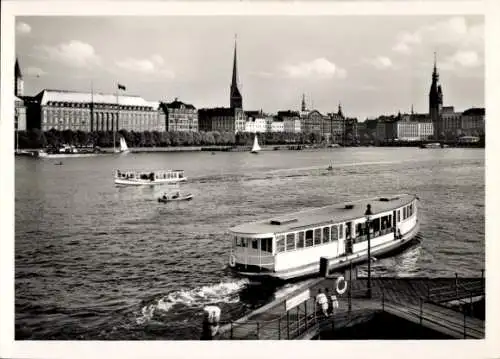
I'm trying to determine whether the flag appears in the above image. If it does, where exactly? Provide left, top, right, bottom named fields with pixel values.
left=117, top=83, right=126, bottom=91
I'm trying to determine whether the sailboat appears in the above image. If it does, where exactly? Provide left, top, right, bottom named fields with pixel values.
left=119, top=136, right=129, bottom=153
left=251, top=134, right=261, bottom=154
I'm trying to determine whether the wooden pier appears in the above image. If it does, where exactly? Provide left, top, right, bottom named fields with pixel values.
left=213, top=274, right=485, bottom=340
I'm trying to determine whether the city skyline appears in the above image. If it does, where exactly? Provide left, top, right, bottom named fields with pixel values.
left=15, top=15, right=483, bottom=120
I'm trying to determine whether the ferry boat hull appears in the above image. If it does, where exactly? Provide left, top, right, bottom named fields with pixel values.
left=114, top=177, right=187, bottom=186
left=228, top=193, right=420, bottom=282
left=230, top=221, right=420, bottom=282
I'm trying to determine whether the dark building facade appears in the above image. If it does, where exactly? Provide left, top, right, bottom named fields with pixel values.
left=429, top=55, right=443, bottom=140
left=198, top=107, right=245, bottom=133
left=15, top=58, right=27, bottom=131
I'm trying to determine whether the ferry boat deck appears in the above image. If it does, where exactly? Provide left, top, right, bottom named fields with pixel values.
left=231, top=194, right=415, bottom=235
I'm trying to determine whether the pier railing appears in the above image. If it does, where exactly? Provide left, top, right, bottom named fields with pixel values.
left=216, top=272, right=485, bottom=340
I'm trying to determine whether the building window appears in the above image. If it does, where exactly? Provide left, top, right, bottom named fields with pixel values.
left=286, top=233, right=295, bottom=251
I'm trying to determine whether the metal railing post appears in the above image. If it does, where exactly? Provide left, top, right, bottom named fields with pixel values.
left=455, top=273, right=459, bottom=298
left=419, top=298, right=423, bottom=326
left=278, top=317, right=281, bottom=340
left=287, top=311, right=290, bottom=339
left=230, top=322, right=233, bottom=339
left=463, top=308, right=466, bottom=339
left=256, top=322, right=260, bottom=339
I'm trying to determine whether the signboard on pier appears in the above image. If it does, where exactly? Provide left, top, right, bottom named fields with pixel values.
left=285, top=289, right=310, bottom=312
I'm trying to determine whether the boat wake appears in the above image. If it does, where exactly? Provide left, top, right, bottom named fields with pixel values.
left=135, top=279, right=249, bottom=325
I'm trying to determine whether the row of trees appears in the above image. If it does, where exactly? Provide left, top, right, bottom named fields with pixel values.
left=15, top=129, right=334, bottom=149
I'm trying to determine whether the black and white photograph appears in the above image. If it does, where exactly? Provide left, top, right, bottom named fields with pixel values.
left=1, top=0, right=498, bottom=358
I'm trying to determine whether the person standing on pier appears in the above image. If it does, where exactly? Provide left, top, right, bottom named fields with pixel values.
left=315, top=289, right=329, bottom=317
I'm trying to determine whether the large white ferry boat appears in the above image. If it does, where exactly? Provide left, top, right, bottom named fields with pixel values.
left=114, top=169, right=187, bottom=185
left=228, top=193, right=420, bottom=281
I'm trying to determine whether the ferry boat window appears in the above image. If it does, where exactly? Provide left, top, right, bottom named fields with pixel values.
left=322, top=227, right=330, bottom=243
left=397, top=210, right=401, bottom=222
left=252, top=239, right=259, bottom=250
left=339, top=224, right=344, bottom=239
left=241, top=238, right=248, bottom=247
left=297, top=232, right=305, bottom=249
left=276, top=235, right=285, bottom=253
left=331, top=225, right=338, bottom=241
left=372, top=217, right=381, bottom=236
left=286, top=233, right=295, bottom=251
left=261, top=238, right=272, bottom=253
left=305, top=230, right=314, bottom=247
left=314, top=228, right=322, bottom=245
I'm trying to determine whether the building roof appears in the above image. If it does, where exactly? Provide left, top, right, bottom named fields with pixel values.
left=37, top=89, right=159, bottom=108
left=230, top=194, right=416, bottom=235
left=198, top=107, right=236, bottom=116
left=277, top=110, right=300, bottom=117
left=462, top=107, right=485, bottom=116
left=162, top=99, right=195, bottom=109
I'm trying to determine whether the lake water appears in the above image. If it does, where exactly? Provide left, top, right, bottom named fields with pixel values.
left=14, top=147, right=485, bottom=339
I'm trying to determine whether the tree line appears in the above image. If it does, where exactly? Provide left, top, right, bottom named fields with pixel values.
left=15, top=129, right=333, bottom=149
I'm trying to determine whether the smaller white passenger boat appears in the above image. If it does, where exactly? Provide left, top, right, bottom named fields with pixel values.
left=114, top=169, right=187, bottom=185
left=158, top=192, right=193, bottom=203
left=250, top=135, right=261, bottom=154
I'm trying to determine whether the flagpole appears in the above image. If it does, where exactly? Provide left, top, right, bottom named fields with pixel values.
left=90, top=79, right=94, bottom=132
left=115, top=84, right=118, bottom=153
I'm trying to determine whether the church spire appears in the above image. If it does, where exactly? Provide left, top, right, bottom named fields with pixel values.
left=230, top=35, right=242, bottom=109
left=301, top=93, right=307, bottom=112
left=15, top=57, right=24, bottom=97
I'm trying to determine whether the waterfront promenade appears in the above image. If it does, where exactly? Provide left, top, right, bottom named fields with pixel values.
left=214, top=274, right=485, bottom=340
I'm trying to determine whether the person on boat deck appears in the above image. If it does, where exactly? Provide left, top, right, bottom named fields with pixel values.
left=173, top=191, right=180, bottom=198
left=315, top=289, right=329, bottom=317
left=162, top=194, right=167, bottom=200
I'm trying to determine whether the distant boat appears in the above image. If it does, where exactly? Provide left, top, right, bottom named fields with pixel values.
left=420, top=142, right=442, bottom=149
left=251, top=135, right=261, bottom=154
left=158, top=192, right=193, bottom=203
left=114, top=169, right=187, bottom=186
left=119, top=136, right=129, bottom=153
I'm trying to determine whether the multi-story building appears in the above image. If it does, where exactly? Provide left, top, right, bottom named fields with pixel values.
left=26, top=89, right=165, bottom=132
left=395, top=121, right=434, bottom=141
left=301, top=110, right=324, bottom=134
left=15, top=59, right=27, bottom=131
left=441, top=106, right=463, bottom=140
left=244, top=111, right=267, bottom=133
left=198, top=107, right=245, bottom=133
left=277, top=110, right=301, bottom=133
left=270, top=119, right=284, bottom=132
left=329, top=104, right=345, bottom=143
left=461, top=108, right=485, bottom=137
left=160, top=98, right=198, bottom=132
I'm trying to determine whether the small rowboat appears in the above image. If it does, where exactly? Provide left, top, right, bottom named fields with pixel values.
left=158, top=193, right=193, bottom=203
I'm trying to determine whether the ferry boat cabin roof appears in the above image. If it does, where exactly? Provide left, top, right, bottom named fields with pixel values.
left=230, top=194, right=416, bottom=236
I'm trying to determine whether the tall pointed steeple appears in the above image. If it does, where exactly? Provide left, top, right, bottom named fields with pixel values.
left=338, top=102, right=344, bottom=118
left=301, top=93, right=307, bottom=112
left=15, top=58, right=24, bottom=97
left=429, top=52, right=443, bottom=140
left=230, top=35, right=243, bottom=109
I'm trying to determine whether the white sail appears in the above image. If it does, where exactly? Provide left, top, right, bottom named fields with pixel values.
left=120, top=136, right=129, bottom=152
left=251, top=135, right=261, bottom=153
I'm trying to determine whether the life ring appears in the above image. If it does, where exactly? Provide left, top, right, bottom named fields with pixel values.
left=229, top=254, right=236, bottom=267
left=336, top=276, right=348, bottom=295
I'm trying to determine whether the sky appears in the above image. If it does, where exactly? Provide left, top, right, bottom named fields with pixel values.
left=15, top=15, right=484, bottom=120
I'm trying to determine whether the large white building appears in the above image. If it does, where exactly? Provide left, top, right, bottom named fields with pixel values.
left=396, top=122, right=434, bottom=141
left=29, top=89, right=165, bottom=132
left=244, top=112, right=267, bottom=133
left=271, top=120, right=284, bottom=133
